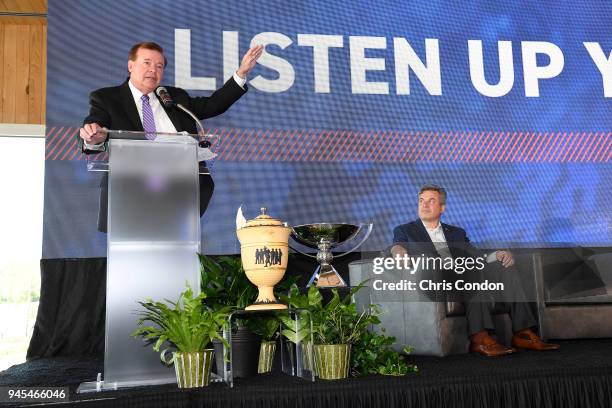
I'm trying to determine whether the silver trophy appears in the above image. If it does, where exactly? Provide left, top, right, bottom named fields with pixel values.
left=290, top=223, right=373, bottom=287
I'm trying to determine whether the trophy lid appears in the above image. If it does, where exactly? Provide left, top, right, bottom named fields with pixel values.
left=241, top=207, right=288, bottom=229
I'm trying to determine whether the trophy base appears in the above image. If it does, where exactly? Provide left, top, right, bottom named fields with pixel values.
left=307, top=266, right=347, bottom=288
left=246, top=303, right=288, bottom=311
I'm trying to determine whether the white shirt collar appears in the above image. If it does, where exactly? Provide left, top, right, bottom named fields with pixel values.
left=128, top=80, right=155, bottom=103
left=421, top=219, right=442, bottom=233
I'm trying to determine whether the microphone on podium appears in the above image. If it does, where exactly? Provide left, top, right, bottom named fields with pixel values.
left=155, top=86, right=210, bottom=147
left=155, top=86, right=175, bottom=108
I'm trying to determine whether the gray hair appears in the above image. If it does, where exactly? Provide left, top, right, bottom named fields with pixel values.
left=419, top=184, right=447, bottom=205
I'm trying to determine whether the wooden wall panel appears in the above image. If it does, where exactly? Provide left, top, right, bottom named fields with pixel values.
left=0, top=0, right=47, bottom=124
left=2, top=23, right=17, bottom=122
left=0, top=18, right=46, bottom=124
left=0, top=24, right=4, bottom=117
left=41, top=23, right=46, bottom=124
left=0, top=0, right=47, bottom=14
left=28, top=23, right=43, bottom=123
left=0, top=16, right=46, bottom=24
left=15, top=24, right=30, bottom=123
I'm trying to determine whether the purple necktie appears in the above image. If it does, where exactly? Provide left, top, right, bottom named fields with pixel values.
left=141, top=94, right=156, bottom=139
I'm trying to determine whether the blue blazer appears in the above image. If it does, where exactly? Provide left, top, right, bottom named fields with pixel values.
left=392, top=220, right=483, bottom=259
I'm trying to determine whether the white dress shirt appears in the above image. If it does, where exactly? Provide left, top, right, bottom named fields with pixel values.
left=422, top=219, right=497, bottom=262
left=422, top=220, right=453, bottom=259
left=423, top=221, right=446, bottom=244
left=128, top=80, right=177, bottom=133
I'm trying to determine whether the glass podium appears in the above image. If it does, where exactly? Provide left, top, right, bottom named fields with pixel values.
left=78, top=131, right=216, bottom=392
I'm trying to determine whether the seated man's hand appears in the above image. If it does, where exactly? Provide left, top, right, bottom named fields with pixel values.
left=79, top=123, right=107, bottom=145
left=496, top=250, right=515, bottom=268
left=390, top=244, right=408, bottom=258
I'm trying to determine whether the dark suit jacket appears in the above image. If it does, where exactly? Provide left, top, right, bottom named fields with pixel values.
left=392, top=219, right=488, bottom=302
left=81, top=77, right=247, bottom=232
left=392, top=219, right=484, bottom=259
left=81, top=77, right=246, bottom=147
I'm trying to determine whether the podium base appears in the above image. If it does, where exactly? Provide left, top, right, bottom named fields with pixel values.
left=76, top=372, right=226, bottom=393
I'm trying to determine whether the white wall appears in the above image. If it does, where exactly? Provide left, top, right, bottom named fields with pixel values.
left=0, top=124, right=45, bottom=370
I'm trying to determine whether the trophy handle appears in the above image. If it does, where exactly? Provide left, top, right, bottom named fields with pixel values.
left=332, top=223, right=373, bottom=258
left=288, top=242, right=318, bottom=258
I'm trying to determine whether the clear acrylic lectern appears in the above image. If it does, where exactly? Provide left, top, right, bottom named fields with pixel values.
left=78, top=131, right=215, bottom=392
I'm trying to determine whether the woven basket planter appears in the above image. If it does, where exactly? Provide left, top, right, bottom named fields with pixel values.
left=314, top=344, right=351, bottom=380
left=173, top=350, right=214, bottom=388
left=258, top=341, right=277, bottom=373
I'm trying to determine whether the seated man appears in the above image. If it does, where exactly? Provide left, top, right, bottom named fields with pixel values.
left=391, top=184, right=559, bottom=356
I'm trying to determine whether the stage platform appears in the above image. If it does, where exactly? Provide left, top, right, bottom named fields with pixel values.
left=1, top=338, right=611, bottom=408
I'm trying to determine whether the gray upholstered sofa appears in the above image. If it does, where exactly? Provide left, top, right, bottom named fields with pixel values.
left=349, top=248, right=612, bottom=357
left=349, top=258, right=516, bottom=356
left=534, top=248, right=612, bottom=339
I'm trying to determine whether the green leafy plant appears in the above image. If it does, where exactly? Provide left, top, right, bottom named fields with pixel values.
left=278, top=314, right=311, bottom=344
left=131, top=286, right=231, bottom=364
left=279, top=284, right=378, bottom=345
left=246, top=315, right=281, bottom=341
left=279, top=283, right=418, bottom=377
left=199, top=254, right=299, bottom=313
left=199, top=254, right=256, bottom=311
left=244, top=281, right=300, bottom=341
left=351, top=331, right=418, bottom=376
left=277, top=284, right=314, bottom=344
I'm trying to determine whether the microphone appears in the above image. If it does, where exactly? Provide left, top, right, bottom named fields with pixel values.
left=155, top=86, right=175, bottom=108
left=156, top=86, right=209, bottom=146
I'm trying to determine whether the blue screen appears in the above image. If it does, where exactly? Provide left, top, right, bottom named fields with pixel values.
left=42, top=0, right=612, bottom=257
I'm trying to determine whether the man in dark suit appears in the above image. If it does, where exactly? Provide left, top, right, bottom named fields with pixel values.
left=391, top=184, right=559, bottom=356
left=78, top=41, right=263, bottom=232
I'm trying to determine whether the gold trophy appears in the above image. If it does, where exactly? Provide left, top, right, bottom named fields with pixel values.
left=236, top=207, right=290, bottom=310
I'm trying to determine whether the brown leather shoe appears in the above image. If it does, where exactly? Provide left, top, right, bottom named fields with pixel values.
left=512, top=329, right=560, bottom=351
left=470, top=331, right=516, bottom=357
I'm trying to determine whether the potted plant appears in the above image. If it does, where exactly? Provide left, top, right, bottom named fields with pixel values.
left=278, top=285, right=316, bottom=373
left=280, top=284, right=378, bottom=380
left=199, top=254, right=257, bottom=311
left=199, top=254, right=260, bottom=378
left=280, top=284, right=418, bottom=379
left=199, top=254, right=299, bottom=377
left=246, top=315, right=281, bottom=373
left=131, top=286, right=230, bottom=388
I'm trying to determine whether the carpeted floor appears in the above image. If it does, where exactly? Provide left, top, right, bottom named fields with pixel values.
left=1, top=339, right=611, bottom=408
